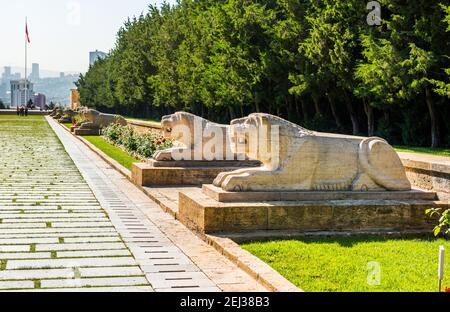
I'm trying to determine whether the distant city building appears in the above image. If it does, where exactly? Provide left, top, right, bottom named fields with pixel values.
left=70, top=88, right=80, bottom=110
left=0, top=67, right=13, bottom=104
left=1, top=66, right=11, bottom=83
left=29, top=63, right=40, bottom=81
left=10, top=80, right=34, bottom=107
left=60, top=72, right=65, bottom=78
left=34, top=93, right=46, bottom=111
left=11, top=73, right=21, bottom=80
left=89, top=50, right=107, bottom=65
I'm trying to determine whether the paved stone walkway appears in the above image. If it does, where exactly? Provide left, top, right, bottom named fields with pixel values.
left=0, top=116, right=153, bottom=291
left=48, top=116, right=265, bottom=292
left=0, top=115, right=264, bottom=291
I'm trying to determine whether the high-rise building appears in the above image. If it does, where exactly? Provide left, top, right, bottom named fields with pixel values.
left=0, top=67, right=13, bottom=104
left=34, top=93, right=46, bottom=111
left=1, top=66, right=11, bottom=83
left=60, top=72, right=65, bottom=78
left=89, top=50, right=107, bottom=65
left=10, top=80, right=34, bottom=107
left=29, top=63, right=40, bottom=81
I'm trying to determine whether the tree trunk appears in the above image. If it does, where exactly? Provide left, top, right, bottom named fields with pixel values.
left=327, top=95, right=343, bottom=130
left=228, top=106, right=235, bottom=121
left=254, top=92, right=260, bottom=113
left=312, top=94, right=322, bottom=117
left=301, top=100, right=309, bottom=123
left=426, top=87, right=440, bottom=148
left=344, top=95, right=359, bottom=135
left=363, top=100, right=375, bottom=137
left=295, top=96, right=300, bottom=115
left=286, top=97, right=292, bottom=120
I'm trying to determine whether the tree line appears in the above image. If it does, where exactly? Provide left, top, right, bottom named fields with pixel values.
left=76, top=0, right=450, bottom=147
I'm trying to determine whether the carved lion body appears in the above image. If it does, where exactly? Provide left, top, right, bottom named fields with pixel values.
left=154, top=112, right=240, bottom=161
left=58, top=109, right=77, bottom=123
left=78, top=109, right=127, bottom=130
left=213, top=113, right=411, bottom=192
left=52, top=108, right=64, bottom=119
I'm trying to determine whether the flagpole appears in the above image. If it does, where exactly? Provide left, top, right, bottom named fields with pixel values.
left=25, top=16, right=27, bottom=107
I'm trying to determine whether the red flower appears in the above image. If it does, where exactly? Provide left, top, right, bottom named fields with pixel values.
left=445, top=287, right=450, bottom=293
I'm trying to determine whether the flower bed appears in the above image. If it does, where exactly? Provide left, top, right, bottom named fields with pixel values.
left=102, top=124, right=172, bottom=160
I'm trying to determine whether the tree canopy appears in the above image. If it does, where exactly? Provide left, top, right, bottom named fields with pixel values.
left=76, top=0, right=450, bottom=147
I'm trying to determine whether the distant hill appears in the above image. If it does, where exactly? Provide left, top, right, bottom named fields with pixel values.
left=1, top=66, right=80, bottom=79
left=34, top=75, right=79, bottom=105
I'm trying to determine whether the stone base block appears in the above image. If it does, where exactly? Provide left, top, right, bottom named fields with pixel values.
left=202, top=184, right=438, bottom=203
left=147, top=159, right=261, bottom=168
left=179, top=188, right=447, bottom=234
left=132, top=163, right=246, bottom=186
left=74, top=128, right=100, bottom=136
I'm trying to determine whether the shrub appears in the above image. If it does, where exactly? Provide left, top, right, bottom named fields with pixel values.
left=102, top=124, right=172, bottom=159
left=426, top=208, right=450, bottom=237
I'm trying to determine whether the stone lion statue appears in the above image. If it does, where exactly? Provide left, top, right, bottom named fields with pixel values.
left=52, top=108, right=64, bottom=119
left=77, top=109, right=127, bottom=130
left=153, top=112, right=242, bottom=161
left=213, top=113, right=411, bottom=192
left=49, top=108, right=58, bottom=117
left=58, top=108, right=78, bottom=123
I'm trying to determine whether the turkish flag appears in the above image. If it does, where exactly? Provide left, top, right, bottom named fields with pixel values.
left=26, top=22, right=30, bottom=43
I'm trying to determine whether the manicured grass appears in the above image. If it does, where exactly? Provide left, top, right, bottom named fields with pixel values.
left=63, top=123, right=72, bottom=129
left=395, top=146, right=450, bottom=157
left=125, top=116, right=160, bottom=123
left=241, top=236, right=450, bottom=292
left=83, top=136, right=140, bottom=170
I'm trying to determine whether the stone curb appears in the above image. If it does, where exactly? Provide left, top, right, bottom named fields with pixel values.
left=47, top=118, right=298, bottom=292
left=205, top=234, right=302, bottom=292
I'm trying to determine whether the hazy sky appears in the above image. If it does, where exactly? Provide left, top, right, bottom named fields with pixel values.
left=0, top=0, right=176, bottom=74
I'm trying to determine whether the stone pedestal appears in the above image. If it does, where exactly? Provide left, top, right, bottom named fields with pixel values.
left=132, top=160, right=261, bottom=187
left=178, top=187, right=446, bottom=234
left=202, top=184, right=438, bottom=202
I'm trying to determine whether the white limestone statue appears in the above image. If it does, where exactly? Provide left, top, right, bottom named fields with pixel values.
left=77, top=109, right=127, bottom=130
left=213, top=113, right=411, bottom=192
left=153, top=112, right=241, bottom=161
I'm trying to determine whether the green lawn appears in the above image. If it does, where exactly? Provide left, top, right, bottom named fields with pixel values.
left=395, top=146, right=450, bottom=157
left=83, top=136, right=140, bottom=170
left=125, top=116, right=160, bottom=123
left=242, top=236, right=450, bottom=292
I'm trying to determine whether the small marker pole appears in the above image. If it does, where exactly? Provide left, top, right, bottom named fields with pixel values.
left=438, top=246, right=445, bottom=292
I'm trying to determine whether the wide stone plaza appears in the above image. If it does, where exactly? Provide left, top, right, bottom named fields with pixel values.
left=0, top=115, right=266, bottom=291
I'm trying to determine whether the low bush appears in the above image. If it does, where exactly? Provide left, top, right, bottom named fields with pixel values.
left=102, top=124, right=172, bottom=159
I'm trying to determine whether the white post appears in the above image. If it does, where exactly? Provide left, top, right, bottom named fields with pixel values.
left=438, top=246, right=445, bottom=292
